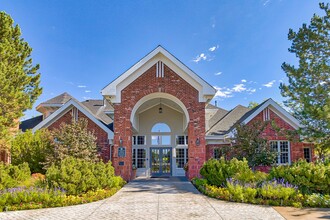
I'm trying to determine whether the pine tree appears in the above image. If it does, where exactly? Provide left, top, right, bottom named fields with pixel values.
left=280, top=3, right=330, bottom=159
left=0, top=12, right=42, bottom=156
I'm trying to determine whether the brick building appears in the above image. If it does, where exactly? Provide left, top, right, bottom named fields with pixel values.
left=20, top=46, right=313, bottom=181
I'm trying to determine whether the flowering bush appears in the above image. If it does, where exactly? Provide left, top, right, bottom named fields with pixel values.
left=0, top=187, right=119, bottom=212
left=269, top=160, right=330, bottom=194
left=195, top=158, right=330, bottom=208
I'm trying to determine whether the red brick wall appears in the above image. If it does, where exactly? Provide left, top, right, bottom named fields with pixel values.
left=206, top=108, right=314, bottom=164
left=248, top=109, right=314, bottom=162
left=113, top=63, right=206, bottom=181
left=206, top=144, right=230, bottom=160
left=47, top=108, right=111, bottom=162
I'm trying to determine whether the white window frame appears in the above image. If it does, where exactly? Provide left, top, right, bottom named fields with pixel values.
left=263, top=107, right=270, bottom=121
left=176, top=135, right=188, bottom=146
left=175, top=147, right=188, bottom=169
left=151, top=135, right=171, bottom=146
left=132, top=147, right=147, bottom=169
left=270, top=140, right=291, bottom=165
left=132, top=136, right=146, bottom=146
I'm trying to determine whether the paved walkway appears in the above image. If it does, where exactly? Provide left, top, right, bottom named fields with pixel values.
left=0, top=177, right=285, bottom=220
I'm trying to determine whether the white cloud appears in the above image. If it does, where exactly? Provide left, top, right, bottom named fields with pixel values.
left=193, top=53, right=207, bottom=63
left=214, top=72, right=222, bottom=76
left=262, top=80, right=276, bottom=88
left=214, top=86, right=233, bottom=98
left=247, top=88, right=256, bottom=94
left=78, top=85, right=87, bottom=88
left=209, top=45, right=219, bottom=52
left=232, top=84, right=247, bottom=92
left=85, top=90, right=91, bottom=93
left=241, top=79, right=247, bottom=83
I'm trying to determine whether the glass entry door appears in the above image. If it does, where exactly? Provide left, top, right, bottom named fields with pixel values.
left=150, top=148, right=171, bottom=176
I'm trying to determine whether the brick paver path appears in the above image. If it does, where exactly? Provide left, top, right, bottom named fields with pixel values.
left=0, top=177, right=284, bottom=220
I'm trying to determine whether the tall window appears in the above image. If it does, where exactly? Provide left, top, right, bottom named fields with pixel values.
left=132, top=148, right=146, bottom=168
left=270, top=141, right=290, bottom=164
left=303, top=148, right=311, bottom=162
left=176, top=148, right=188, bottom=168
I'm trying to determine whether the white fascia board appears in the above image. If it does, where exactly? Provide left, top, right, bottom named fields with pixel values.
left=101, top=46, right=216, bottom=103
left=241, top=99, right=301, bottom=130
left=32, top=99, right=114, bottom=139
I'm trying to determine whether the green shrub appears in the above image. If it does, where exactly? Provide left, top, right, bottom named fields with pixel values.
left=0, top=163, right=31, bottom=190
left=304, top=193, right=330, bottom=208
left=11, top=129, right=53, bottom=174
left=0, top=187, right=119, bottom=211
left=200, top=158, right=253, bottom=186
left=269, top=160, right=330, bottom=194
left=46, top=157, right=125, bottom=195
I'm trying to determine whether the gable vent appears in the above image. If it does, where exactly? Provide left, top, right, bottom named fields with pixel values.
left=156, top=61, right=164, bottom=78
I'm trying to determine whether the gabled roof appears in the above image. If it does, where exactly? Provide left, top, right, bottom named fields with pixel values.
left=81, top=100, right=114, bottom=126
left=37, top=92, right=73, bottom=107
left=101, top=45, right=216, bottom=103
left=32, top=99, right=113, bottom=139
left=19, top=115, right=43, bottom=132
left=239, top=98, right=301, bottom=129
left=206, top=98, right=302, bottom=139
left=207, top=105, right=250, bottom=135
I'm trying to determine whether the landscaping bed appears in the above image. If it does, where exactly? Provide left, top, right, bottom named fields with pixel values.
left=193, top=158, right=330, bottom=208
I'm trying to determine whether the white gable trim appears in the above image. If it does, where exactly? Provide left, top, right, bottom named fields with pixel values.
left=101, top=46, right=216, bottom=103
left=241, top=99, right=301, bottom=130
left=32, top=99, right=114, bottom=139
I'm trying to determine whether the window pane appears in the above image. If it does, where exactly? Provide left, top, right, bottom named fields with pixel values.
left=176, top=136, right=185, bottom=145
left=136, top=149, right=146, bottom=168
left=132, top=149, right=136, bottom=166
left=162, top=136, right=171, bottom=145
left=304, top=148, right=311, bottom=162
left=152, top=135, right=160, bottom=145
left=151, top=123, right=171, bottom=132
left=214, top=148, right=221, bottom=159
left=176, top=148, right=185, bottom=168
left=280, top=141, right=289, bottom=152
left=137, top=136, right=145, bottom=145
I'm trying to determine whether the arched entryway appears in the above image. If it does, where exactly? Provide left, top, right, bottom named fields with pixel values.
left=131, top=93, right=189, bottom=177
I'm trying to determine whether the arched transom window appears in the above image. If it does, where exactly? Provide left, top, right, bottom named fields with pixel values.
left=151, top=123, right=171, bottom=145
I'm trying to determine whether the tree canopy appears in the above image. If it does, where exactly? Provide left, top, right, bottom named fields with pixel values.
left=280, top=3, right=330, bottom=159
left=0, top=12, right=42, bottom=154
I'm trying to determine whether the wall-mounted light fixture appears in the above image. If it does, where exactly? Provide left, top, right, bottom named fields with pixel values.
left=119, top=138, right=123, bottom=147
left=196, top=137, right=200, bottom=146
left=159, top=98, right=163, bottom=114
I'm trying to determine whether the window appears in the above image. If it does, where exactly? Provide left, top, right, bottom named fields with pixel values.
left=176, top=136, right=188, bottom=145
left=151, top=123, right=171, bottom=132
left=132, top=148, right=146, bottom=168
left=270, top=141, right=290, bottom=164
left=176, top=148, right=188, bottom=168
left=133, top=136, right=146, bottom=145
left=303, top=148, right=311, bottom=162
left=213, top=148, right=222, bottom=159
left=151, top=135, right=171, bottom=145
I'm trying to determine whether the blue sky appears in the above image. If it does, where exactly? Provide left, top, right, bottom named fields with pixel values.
left=1, top=0, right=325, bottom=119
